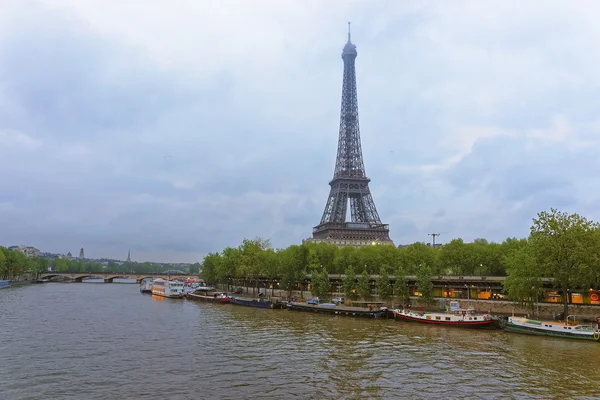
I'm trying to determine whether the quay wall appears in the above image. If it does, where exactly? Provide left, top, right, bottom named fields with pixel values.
left=221, top=285, right=600, bottom=321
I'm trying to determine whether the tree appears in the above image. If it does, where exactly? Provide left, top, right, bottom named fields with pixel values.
left=529, top=208, right=600, bottom=317
left=310, top=267, right=330, bottom=299
left=342, top=266, right=357, bottom=300
left=356, top=269, right=371, bottom=300
left=31, top=257, right=49, bottom=278
left=503, top=244, right=542, bottom=315
left=0, top=248, right=6, bottom=278
left=416, top=263, right=434, bottom=305
left=201, top=253, right=220, bottom=285
left=54, top=258, right=69, bottom=272
left=189, top=262, right=201, bottom=275
left=393, top=267, right=409, bottom=305
left=279, top=246, right=304, bottom=298
left=401, top=242, right=438, bottom=274
left=376, top=266, right=392, bottom=301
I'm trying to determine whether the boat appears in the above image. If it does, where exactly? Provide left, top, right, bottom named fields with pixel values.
left=504, top=315, right=600, bottom=342
left=391, top=301, right=498, bottom=328
left=186, top=287, right=231, bottom=303
left=287, top=300, right=387, bottom=318
left=231, top=296, right=284, bottom=309
left=139, top=278, right=154, bottom=294
left=151, top=278, right=185, bottom=298
left=0, top=280, right=10, bottom=289
left=36, top=278, right=50, bottom=283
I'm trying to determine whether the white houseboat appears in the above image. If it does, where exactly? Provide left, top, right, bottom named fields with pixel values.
left=151, top=278, right=185, bottom=298
left=139, top=278, right=154, bottom=294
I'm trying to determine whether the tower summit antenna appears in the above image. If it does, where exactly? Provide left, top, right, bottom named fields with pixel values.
left=348, top=21, right=351, bottom=42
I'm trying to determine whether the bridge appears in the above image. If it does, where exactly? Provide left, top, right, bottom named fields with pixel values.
left=40, top=272, right=197, bottom=283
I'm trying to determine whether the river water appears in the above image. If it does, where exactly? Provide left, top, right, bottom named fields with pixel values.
left=1, top=283, right=600, bottom=399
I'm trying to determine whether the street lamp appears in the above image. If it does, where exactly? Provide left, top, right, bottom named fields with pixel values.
left=532, top=286, right=539, bottom=317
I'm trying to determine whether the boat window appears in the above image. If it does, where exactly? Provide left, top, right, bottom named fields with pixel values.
left=445, top=317, right=451, bottom=321
left=436, top=316, right=441, bottom=320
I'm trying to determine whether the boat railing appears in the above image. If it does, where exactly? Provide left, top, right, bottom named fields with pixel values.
left=566, top=315, right=580, bottom=326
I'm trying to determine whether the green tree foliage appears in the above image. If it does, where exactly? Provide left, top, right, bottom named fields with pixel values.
left=401, top=242, right=438, bottom=274
left=0, top=248, right=6, bottom=278
left=528, top=208, right=600, bottom=317
left=356, top=269, right=371, bottom=300
left=375, top=266, right=391, bottom=301
left=31, top=257, right=49, bottom=278
left=279, top=245, right=304, bottom=296
left=393, top=267, right=410, bottom=305
left=342, top=266, right=357, bottom=300
left=310, top=267, right=330, bottom=299
left=189, top=262, right=201, bottom=275
left=503, top=244, right=542, bottom=315
left=200, top=253, right=220, bottom=284
left=416, top=263, right=434, bottom=304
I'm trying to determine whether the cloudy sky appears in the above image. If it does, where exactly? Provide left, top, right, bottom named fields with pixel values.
left=1, top=1, right=599, bottom=263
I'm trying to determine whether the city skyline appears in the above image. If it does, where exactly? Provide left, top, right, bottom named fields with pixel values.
left=1, top=2, right=600, bottom=263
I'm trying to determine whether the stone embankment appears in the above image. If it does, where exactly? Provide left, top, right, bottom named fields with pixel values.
left=222, top=285, right=600, bottom=321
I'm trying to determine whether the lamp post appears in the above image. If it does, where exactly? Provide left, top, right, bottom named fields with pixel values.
left=532, top=286, right=539, bottom=317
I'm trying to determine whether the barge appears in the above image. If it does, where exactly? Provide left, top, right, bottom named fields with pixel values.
left=231, top=297, right=284, bottom=309
left=391, top=301, right=499, bottom=329
left=287, top=301, right=387, bottom=318
left=187, top=287, right=231, bottom=303
left=505, top=315, right=600, bottom=341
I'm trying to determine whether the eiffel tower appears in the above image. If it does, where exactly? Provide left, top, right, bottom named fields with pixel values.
left=311, top=23, right=393, bottom=247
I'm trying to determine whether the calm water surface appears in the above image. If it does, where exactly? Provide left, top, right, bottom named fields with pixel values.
left=1, top=283, right=600, bottom=399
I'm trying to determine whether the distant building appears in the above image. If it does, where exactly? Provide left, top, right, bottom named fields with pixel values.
left=66, top=251, right=73, bottom=259
left=79, top=247, right=85, bottom=259
left=8, top=245, right=40, bottom=258
left=126, top=250, right=131, bottom=262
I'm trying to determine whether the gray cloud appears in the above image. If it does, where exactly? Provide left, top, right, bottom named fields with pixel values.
left=1, top=1, right=600, bottom=261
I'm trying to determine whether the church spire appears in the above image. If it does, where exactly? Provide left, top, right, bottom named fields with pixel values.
left=126, top=249, right=131, bottom=262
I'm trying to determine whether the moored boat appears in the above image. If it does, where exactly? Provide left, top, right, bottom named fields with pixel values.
left=151, top=278, right=185, bottom=298
left=231, top=297, right=283, bottom=309
left=186, top=287, right=231, bottom=303
left=139, top=278, right=154, bottom=294
left=287, top=301, right=387, bottom=318
left=505, top=315, right=600, bottom=342
left=0, top=280, right=10, bottom=289
left=392, top=301, right=498, bottom=328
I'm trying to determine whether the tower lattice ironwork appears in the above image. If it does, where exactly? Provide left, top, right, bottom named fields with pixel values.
left=311, top=23, right=393, bottom=247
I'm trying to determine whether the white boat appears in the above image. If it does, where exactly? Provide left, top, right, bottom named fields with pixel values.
left=151, top=278, right=185, bottom=298
left=139, top=278, right=154, bottom=294
left=505, top=315, right=600, bottom=342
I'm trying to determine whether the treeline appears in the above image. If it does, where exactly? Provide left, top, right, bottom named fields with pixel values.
left=0, top=247, right=49, bottom=279
left=202, top=209, right=600, bottom=316
left=52, top=259, right=201, bottom=275
left=0, top=246, right=202, bottom=279
left=201, top=236, right=527, bottom=286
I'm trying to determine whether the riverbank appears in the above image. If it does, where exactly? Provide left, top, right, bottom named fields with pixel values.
left=219, top=284, right=600, bottom=320
left=7, top=280, right=34, bottom=287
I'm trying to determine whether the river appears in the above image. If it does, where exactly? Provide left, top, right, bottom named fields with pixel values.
left=1, top=283, right=599, bottom=399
